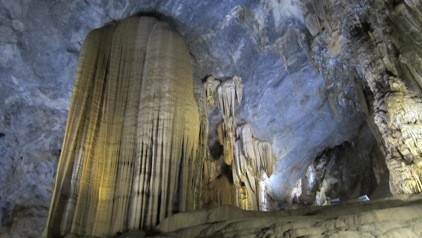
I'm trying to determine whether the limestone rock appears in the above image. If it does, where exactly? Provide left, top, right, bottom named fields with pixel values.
left=204, top=75, right=220, bottom=108
left=202, top=74, right=275, bottom=211
left=232, top=124, right=274, bottom=210
left=2, top=0, right=419, bottom=237
left=215, top=76, right=243, bottom=165
left=299, top=0, right=422, bottom=195
left=157, top=194, right=422, bottom=237
left=43, top=16, right=204, bottom=238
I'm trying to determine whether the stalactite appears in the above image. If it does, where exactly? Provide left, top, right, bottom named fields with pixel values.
left=214, top=76, right=243, bottom=165
left=203, top=75, right=273, bottom=211
left=43, top=16, right=204, bottom=238
left=204, top=75, right=220, bottom=108
left=232, top=124, right=275, bottom=210
left=217, top=76, right=243, bottom=120
left=217, top=118, right=235, bottom=165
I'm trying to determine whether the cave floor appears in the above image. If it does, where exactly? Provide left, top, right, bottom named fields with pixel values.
left=118, top=194, right=422, bottom=237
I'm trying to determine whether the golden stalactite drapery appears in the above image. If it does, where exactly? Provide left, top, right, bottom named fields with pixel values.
left=43, top=16, right=204, bottom=238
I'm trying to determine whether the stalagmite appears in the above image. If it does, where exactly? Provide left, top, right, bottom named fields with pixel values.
left=43, top=16, right=204, bottom=238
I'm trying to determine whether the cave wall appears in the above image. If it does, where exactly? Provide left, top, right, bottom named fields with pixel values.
left=0, top=0, right=412, bottom=237
left=300, top=0, right=422, bottom=194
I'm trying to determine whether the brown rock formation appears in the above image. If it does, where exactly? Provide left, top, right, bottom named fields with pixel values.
left=43, top=16, right=204, bottom=237
left=203, top=75, right=274, bottom=211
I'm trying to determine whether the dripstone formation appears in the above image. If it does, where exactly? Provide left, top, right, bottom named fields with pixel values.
left=2, top=1, right=422, bottom=237
left=202, top=75, right=275, bottom=211
left=300, top=0, right=422, bottom=195
left=43, top=16, right=205, bottom=237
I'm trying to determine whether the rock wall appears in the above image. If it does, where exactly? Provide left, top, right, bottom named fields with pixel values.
left=290, top=126, right=389, bottom=207
left=300, top=0, right=422, bottom=194
left=0, top=0, right=407, bottom=237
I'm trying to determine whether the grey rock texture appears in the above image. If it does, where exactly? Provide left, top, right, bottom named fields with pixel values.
left=0, top=0, right=395, bottom=237
left=156, top=194, right=422, bottom=237
left=300, top=0, right=422, bottom=195
left=291, top=125, right=389, bottom=207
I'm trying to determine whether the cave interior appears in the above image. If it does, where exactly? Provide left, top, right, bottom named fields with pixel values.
left=0, top=0, right=422, bottom=237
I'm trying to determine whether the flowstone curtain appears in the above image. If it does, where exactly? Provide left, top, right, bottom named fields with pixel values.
left=43, top=16, right=204, bottom=238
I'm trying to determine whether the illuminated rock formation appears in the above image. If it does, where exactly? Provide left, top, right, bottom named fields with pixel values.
left=43, top=16, right=203, bottom=237
left=300, top=0, right=422, bottom=195
left=4, top=1, right=422, bottom=237
left=289, top=135, right=388, bottom=207
left=233, top=124, right=274, bottom=210
left=204, top=75, right=221, bottom=108
left=203, top=76, right=274, bottom=211
left=383, top=79, right=422, bottom=194
left=216, top=76, right=243, bottom=166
